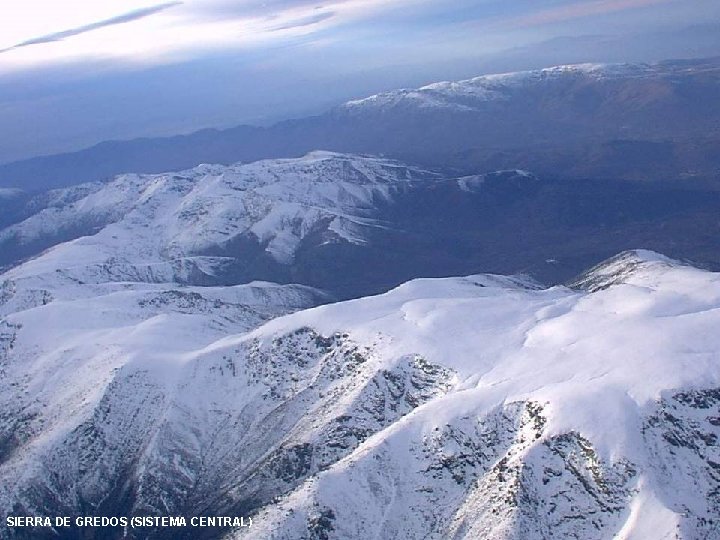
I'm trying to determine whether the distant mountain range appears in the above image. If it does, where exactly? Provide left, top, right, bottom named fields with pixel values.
left=1, top=57, right=719, bottom=191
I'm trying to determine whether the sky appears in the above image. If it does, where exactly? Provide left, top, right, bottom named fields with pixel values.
left=1, top=0, right=719, bottom=163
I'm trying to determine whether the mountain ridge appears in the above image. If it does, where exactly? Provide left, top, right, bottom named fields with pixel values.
left=2, top=56, right=719, bottom=191
left=1, top=247, right=719, bottom=539
left=2, top=152, right=720, bottom=299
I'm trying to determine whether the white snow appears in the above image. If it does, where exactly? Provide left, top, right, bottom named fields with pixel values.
left=342, top=62, right=652, bottom=113
left=231, top=252, right=719, bottom=458
left=0, top=152, right=440, bottom=283
left=1, top=144, right=718, bottom=538
left=226, top=251, right=720, bottom=539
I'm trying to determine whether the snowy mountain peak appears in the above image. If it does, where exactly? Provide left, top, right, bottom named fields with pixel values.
left=571, top=249, right=682, bottom=291
left=230, top=254, right=720, bottom=539
left=339, top=57, right=720, bottom=119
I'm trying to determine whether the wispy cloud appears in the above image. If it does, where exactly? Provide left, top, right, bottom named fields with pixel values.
left=0, top=0, right=426, bottom=71
left=269, top=11, right=336, bottom=33
left=0, top=0, right=703, bottom=73
left=0, top=2, right=182, bottom=54
left=183, top=0, right=329, bottom=21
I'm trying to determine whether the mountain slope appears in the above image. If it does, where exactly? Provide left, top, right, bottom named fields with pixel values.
left=0, top=152, right=443, bottom=296
left=2, top=57, right=719, bottom=191
left=225, top=250, right=720, bottom=539
left=2, top=152, right=720, bottom=299
left=1, top=251, right=719, bottom=539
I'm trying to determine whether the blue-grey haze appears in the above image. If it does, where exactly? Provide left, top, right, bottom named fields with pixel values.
left=1, top=0, right=719, bottom=163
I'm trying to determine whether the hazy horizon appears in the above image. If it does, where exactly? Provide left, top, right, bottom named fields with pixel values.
left=2, top=0, right=719, bottom=164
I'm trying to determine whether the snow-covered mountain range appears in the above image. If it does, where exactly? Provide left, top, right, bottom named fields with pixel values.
left=3, top=151, right=719, bottom=300
left=233, top=252, right=720, bottom=540
left=0, top=152, right=442, bottom=293
left=2, top=241, right=719, bottom=539
left=341, top=62, right=653, bottom=113
left=1, top=150, right=719, bottom=539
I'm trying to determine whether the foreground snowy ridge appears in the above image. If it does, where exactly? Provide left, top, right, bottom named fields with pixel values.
left=225, top=250, right=720, bottom=540
left=1, top=248, right=719, bottom=539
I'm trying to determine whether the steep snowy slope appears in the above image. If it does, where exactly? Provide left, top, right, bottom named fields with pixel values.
left=217, top=250, right=719, bottom=540
left=2, top=250, right=719, bottom=539
left=0, top=275, right=330, bottom=540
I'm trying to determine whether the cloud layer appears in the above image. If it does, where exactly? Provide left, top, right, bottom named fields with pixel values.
left=0, top=2, right=182, bottom=54
left=0, top=0, right=415, bottom=70
left=0, top=0, right=702, bottom=72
